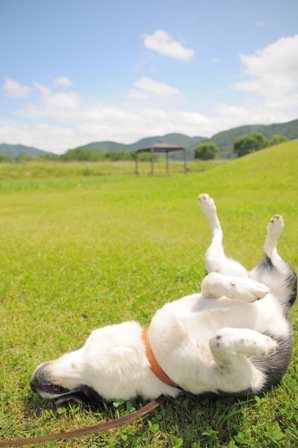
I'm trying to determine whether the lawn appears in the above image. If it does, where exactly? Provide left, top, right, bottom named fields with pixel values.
left=0, top=141, right=298, bottom=447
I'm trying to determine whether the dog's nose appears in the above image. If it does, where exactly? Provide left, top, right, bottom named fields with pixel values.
left=30, top=377, right=38, bottom=393
left=30, top=361, right=52, bottom=392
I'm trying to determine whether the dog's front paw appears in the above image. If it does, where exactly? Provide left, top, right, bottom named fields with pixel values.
left=198, top=193, right=216, bottom=216
left=250, top=335, right=278, bottom=358
left=210, top=329, right=278, bottom=358
left=262, top=336, right=279, bottom=357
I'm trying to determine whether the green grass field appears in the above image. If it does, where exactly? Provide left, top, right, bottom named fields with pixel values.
left=0, top=140, right=298, bottom=447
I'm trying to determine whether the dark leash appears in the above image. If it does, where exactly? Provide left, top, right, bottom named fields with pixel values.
left=0, top=394, right=167, bottom=447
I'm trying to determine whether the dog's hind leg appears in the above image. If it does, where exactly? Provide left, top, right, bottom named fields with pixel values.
left=199, top=194, right=248, bottom=277
left=250, top=214, right=297, bottom=309
left=263, top=215, right=287, bottom=273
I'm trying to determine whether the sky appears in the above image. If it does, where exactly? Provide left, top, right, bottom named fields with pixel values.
left=1, top=0, right=298, bottom=154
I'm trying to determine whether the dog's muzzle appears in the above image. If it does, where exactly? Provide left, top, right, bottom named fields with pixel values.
left=30, top=362, right=70, bottom=397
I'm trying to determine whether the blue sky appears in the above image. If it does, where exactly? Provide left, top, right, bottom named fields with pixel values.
left=1, top=0, right=298, bottom=153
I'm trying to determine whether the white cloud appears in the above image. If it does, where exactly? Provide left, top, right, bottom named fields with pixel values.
left=0, top=100, right=214, bottom=153
left=143, top=30, right=194, bottom=60
left=3, top=78, right=31, bottom=98
left=128, top=77, right=182, bottom=99
left=234, top=35, right=298, bottom=112
left=24, top=91, right=82, bottom=122
left=0, top=121, right=76, bottom=152
left=54, top=77, right=73, bottom=87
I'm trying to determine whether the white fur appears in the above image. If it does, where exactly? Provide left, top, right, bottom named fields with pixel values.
left=31, top=194, right=295, bottom=401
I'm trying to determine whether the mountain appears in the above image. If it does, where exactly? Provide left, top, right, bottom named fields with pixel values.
left=50, top=133, right=206, bottom=161
left=202, top=119, right=298, bottom=158
left=81, top=120, right=298, bottom=159
left=82, top=133, right=206, bottom=155
left=0, top=144, right=52, bottom=161
left=1, top=119, right=297, bottom=161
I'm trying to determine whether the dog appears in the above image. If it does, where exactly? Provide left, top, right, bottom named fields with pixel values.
left=30, top=194, right=297, bottom=405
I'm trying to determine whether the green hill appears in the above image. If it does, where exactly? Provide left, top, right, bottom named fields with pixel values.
left=0, top=143, right=51, bottom=161
left=196, top=139, right=298, bottom=197
left=203, top=119, right=298, bottom=159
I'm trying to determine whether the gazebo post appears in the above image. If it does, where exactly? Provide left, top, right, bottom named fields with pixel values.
left=151, top=147, right=154, bottom=176
left=166, top=151, right=169, bottom=176
left=135, top=142, right=186, bottom=176
left=135, top=151, right=139, bottom=175
left=183, top=148, right=187, bottom=174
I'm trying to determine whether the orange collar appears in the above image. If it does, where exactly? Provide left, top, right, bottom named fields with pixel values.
left=141, top=328, right=178, bottom=388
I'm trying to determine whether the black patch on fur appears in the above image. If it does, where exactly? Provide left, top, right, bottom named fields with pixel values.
left=285, top=268, right=297, bottom=307
left=250, top=330, right=294, bottom=390
left=247, top=254, right=296, bottom=391
left=256, top=255, right=297, bottom=311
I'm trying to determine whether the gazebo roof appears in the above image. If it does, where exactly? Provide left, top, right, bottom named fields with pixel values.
left=136, top=142, right=185, bottom=153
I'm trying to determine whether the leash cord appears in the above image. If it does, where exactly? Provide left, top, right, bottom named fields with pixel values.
left=0, top=394, right=167, bottom=447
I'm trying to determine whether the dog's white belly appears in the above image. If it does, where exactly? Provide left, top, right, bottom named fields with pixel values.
left=148, top=294, right=278, bottom=394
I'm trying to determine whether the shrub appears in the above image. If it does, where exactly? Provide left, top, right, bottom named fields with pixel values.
left=194, top=143, right=219, bottom=160
left=269, top=135, right=288, bottom=146
left=233, top=133, right=268, bottom=157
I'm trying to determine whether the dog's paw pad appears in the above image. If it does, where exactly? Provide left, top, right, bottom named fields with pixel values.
left=198, top=193, right=216, bottom=213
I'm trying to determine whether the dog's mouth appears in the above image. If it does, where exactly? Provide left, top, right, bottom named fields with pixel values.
left=39, top=384, right=70, bottom=395
left=30, top=377, right=71, bottom=397
left=31, top=378, right=104, bottom=407
left=31, top=358, right=104, bottom=407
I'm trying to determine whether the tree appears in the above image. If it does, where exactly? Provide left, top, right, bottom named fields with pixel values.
left=60, top=147, right=105, bottom=162
left=16, top=153, right=35, bottom=162
left=233, top=133, right=268, bottom=157
left=194, top=142, right=219, bottom=160
left=0, top=155, right=12, bottom=163
left=269, top=135, right=288, bottom=146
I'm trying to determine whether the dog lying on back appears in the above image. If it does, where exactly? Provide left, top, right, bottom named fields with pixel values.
left=31, top=194, right=297, bottom=405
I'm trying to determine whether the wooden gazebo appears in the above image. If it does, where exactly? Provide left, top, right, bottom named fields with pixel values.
left=135, top=142, right=187, bottom=175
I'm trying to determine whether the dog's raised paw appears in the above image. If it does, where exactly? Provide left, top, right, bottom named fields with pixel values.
left=267, top=214, right=284, bottom=239
left=198, top=193, right=216, bottom=214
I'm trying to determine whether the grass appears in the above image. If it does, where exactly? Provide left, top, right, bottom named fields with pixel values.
left=0, top=140, right=298, bottom=447
left=0, top=158, right=226, bottom=181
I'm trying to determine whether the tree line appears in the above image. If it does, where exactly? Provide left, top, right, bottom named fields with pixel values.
left=52, top=147, right=157, bottom=162
left=1, top=148, right=158, bottom=163
left=193, top=133, right=288, bottom=160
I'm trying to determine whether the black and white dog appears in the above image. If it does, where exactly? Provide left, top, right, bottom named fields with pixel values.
left=31, top=194, right=297, bottom=405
